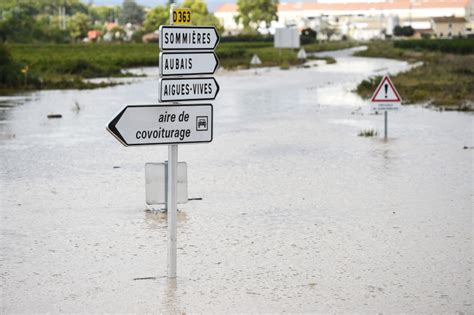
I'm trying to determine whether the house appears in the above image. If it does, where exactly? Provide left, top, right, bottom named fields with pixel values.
left=87, top=30, right=102, bottom=42
left=214, top=3, right=241, bottom=35
left=432, top=16, right=467, bottom=38
left=214, top=0, right=471, bottom=39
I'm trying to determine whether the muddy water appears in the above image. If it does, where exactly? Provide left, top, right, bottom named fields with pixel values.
left=0, top=47, right=472, bottom=313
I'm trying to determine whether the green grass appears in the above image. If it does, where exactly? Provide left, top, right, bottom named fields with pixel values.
left=394, top=38, right=474, bottom=55
left=3, top=40, right=355, bottom=91
left=6, top=43, right=158, bottom=89
left=304, top=41, right=356, bottom=53
left=358, top=129, right=378, bottom=137
left=355, top=40, right=474, bottom=110
left=217, top=41, right=355, bottom=69
left=307, top=55, right=336, bottom=64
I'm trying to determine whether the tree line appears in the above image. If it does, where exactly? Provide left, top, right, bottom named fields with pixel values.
left=0, top=0, right=223, bottom=43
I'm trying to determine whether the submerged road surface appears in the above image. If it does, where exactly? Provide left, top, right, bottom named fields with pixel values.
left=0, top=47, right=472, bottom=313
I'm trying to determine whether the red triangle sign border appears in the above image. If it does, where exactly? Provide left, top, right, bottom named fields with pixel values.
left=371, top=75, right=402, bottom=103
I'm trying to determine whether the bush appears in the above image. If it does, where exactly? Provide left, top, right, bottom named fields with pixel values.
left=220, top=34, right=273, bottom=43
left=0, top=45, right=30, bottom=88
left=393, top=26, right=414, bottom=37
left=356, top=75, right=382, bottom=98
left=394, top=39, right=474, bottom=54
left=301, top=28, right=317, bottom=45
left=358, top=129, right=378, bottom=137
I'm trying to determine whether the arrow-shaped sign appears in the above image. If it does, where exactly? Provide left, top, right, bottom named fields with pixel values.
left=159, top=77, right=219, bottom=102
left=160, top=51, right=219, bottom=76
left=159, top=25, right=220, bottom=51
left=107, top=104, right=213, bottom=146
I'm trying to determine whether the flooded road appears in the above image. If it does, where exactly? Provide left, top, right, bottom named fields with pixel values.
left=1, top=47, right=472, bottom=313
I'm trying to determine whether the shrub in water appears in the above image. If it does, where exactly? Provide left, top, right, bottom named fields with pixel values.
left=358, top=129, right=378, bottom=137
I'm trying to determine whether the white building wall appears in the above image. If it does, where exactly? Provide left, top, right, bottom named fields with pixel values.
left=215, top=3, right=468, bottom=38
left=214, top=11, right=242, bottom=35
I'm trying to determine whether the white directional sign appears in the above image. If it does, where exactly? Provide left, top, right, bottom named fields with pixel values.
left=159, top=25, right=220, bottom=50
left=107, top=104, right=213, bottom=146
left=159, top=77, right=219, bottom=102
left=160, top=51, right=219, bottom=76
left=371, top=75, right=401, bottom=111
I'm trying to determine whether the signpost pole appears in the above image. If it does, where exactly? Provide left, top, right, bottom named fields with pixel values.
left=167, top=2, right=177, bottom=279
left=384, top=110, right=388, bottom=140
left=167, top=144, right=177, bottom=278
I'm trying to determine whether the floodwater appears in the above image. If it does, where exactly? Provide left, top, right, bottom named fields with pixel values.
left=0, top=47, right=472, bottom=313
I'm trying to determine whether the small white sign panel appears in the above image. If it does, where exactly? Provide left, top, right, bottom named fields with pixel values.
left=107, top=104, right=213, bottom=146
left=159, top=51, right=219, bottom=76
left=159, top=77, right=219, bottom=102
left=274, top=27, right=300, bottom=48
left=145, top=162, right=188, bottom=205
left=159, top=25, right=220, bottom=50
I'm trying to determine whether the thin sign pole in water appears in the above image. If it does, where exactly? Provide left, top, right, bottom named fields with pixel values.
left=384, top=110, right=388, bottom=140
left=167, top=3, right=178, bottom=279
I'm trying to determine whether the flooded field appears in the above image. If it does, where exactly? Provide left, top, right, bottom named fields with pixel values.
left=0, top=47, right=472, bottom=313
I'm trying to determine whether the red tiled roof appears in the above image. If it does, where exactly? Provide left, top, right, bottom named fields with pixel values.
left=432, top=16, right=467, bottom=22
left=215, top=3, right=238, bottom=12
left=216, top=0, right=470, bottom=13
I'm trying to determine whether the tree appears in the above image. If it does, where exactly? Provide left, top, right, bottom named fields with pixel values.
left=143, top=5, right=168, bottom=32
left=181, top=0, right=222, bottom=32
left=235, top=0, right=278, bottom=33
left=144, top=1, right=222, bottom=33
left=301, top=27, right=317, bottom=44
left=68, top=12, right=92, bottom=41
left=0, top=8, right=36, bottom=42
left=119, top=0, right=144, bottom=25
left=90, top=6, right=118, bottom=23
left=319, top=19, right=338, bottom=41
left=393, top=25, right=414, bottom=37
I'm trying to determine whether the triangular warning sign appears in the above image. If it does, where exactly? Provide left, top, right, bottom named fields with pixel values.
left=371, top=75, right=402, bottom=103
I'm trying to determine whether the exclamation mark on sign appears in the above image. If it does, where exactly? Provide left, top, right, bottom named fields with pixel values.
left=384, top=83, right=388, bottom=98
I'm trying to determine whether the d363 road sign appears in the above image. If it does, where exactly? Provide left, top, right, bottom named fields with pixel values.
left=159, top=25, right=220, bottom=51
left=172, top=8, right=191, bottom=25
left=107, top=104, right=213, bottom=146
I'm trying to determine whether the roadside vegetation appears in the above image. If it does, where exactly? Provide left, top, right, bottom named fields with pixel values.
left=218, top=40, right=353, bottom=69
left=358, top=129, right=378, bottom=137
left=1, top=40, right=354, bottom=92
left=2, top=43, right=156, bottom=91
left=355, top=39, right=474, bottom=110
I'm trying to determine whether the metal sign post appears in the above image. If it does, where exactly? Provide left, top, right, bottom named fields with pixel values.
left=167, top=3, right=178, bottom=279
left=384, top=111, right=388, bottom=140
left=160, top=5, right=219, bottom=278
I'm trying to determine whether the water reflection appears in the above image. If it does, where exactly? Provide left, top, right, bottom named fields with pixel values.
left=144, top=209, right=188, bottom=230
left=163, top=278, right=184, bottom=314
